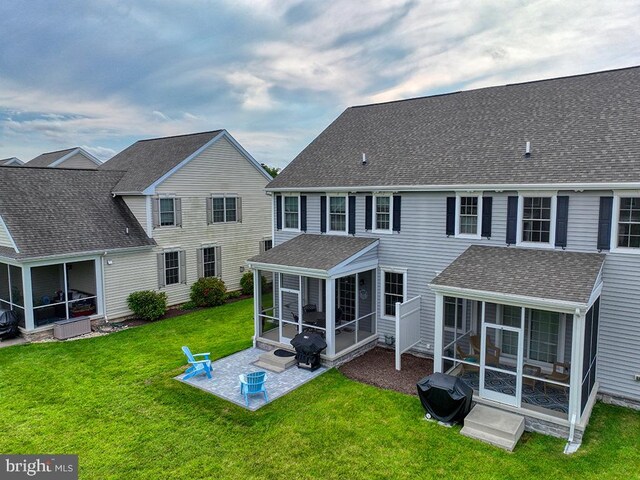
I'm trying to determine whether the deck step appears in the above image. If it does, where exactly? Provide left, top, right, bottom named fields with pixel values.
left=255, top=350, right=297, bottom=373
left=460, top=405, right=525, bottom=452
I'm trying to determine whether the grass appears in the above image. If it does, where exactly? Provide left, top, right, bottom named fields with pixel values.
left=0, top=298, right=639, bottom=479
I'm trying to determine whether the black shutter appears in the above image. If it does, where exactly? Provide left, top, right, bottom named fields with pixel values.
left=348, top=195, right=356, bottom=235
left=365, top=195, right=373, bottom=231
left=276, top=195, right=282, bottom=230
left=446, top=197, right=456, bottom=236
left=555, top=196, right=570, bottom=248
left=392, top=195, right=401, bottom=232
left=320, top=195, right=327, bottom=233
left=506, top=196, right=518, bottom=245
left=481, top=196, right=493, bottom=238
left=597, top=196, right=613, bottom=251
left=300, top=195, right=307, bottom=232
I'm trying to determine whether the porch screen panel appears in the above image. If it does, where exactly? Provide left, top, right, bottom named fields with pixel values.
left=0, top=264, right=9, bottom=302
left=336, top=275, right=356, bottom=322
left=31, top=264, right=66, bottom=327
left=501, top=305, right=521, bottom=356
left=581, top=299, right=599, bottom=414
left=528, top=310, right=560, bottom=363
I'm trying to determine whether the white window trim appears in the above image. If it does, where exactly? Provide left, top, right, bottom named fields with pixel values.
left=380, top=266, right=407, bottom=321
left=610, top=192, right=640, bottom=254
left=454, top=193, right=482, bottom=239
left=516, top=192, right=557, bottom=248
left=201, top=246, right=218, bottom=278
left=282, top=194, right=301, bottom=232
left=158, top=195, right=177, bottom=228
left=327, top=193, right=349, bottom=235
left=372, top=194, right=393, bottom=234
left=211, top=194, right=239, bottom=224
left=163, top=249, right=182, bottom=286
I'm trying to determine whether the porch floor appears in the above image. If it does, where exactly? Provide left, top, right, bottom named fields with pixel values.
left=176, top=347, right=327, bottom=411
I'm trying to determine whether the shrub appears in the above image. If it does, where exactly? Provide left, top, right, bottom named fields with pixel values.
left=127, top=290, right=167, bottom=321
left=240, top=271, right=254, bottom=295
left=180, top=301, right=198, bottom=311
left=225, top=290, right=242, bottom=301
left=190, top=277, right=226, bottom=307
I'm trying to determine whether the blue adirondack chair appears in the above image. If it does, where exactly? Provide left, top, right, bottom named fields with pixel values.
left=239, top=371, right=268, bottom=406
left=182, top=346, right=212, bottom=380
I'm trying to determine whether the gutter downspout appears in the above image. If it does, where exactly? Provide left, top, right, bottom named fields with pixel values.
left=101, top=252, right=109, bottom=324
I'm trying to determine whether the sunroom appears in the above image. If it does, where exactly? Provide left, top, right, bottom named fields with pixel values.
left=429, top=246, right=604, bottom=435
left=247, top=234, right=379, bottom=362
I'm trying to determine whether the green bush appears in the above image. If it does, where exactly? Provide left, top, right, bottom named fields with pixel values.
left=240, top=271, right=254, bottom=295
left=126, top=290, right=167, bottom=321
left=190, top=277, right=226, bottom=307
left=180, top=301, right=198, bottom=311
left=225, top=290, right=242, bottom=301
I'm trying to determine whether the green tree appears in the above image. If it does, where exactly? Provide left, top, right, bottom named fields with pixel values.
left=261, top=164, right=280, bottom=178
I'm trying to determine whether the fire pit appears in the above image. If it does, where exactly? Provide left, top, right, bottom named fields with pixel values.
left=290, top=332, right=327, bottom=371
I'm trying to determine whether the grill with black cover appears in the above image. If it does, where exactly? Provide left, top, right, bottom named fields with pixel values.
left=416, top=373, right=473, bottom=423
left=290, top=332, right=326, bottom=371
left=0, top=309, right=19, bottom=340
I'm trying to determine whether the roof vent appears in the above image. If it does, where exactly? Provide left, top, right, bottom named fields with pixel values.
left=524, top=141, right=531, bottom=157
left=362, top=152, right=367, bottom=165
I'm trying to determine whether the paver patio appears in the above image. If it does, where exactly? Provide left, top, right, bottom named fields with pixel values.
left=176, top=347, right=327, bottom=410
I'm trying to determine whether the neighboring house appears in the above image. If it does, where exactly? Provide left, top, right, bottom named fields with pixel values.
left=0, top=130, right=272, bottom=337
left=0, top=157, right=24, bottom=166
left=25, top=147, right=102, bottom=169
left=248, top=66, right=640, bottom=441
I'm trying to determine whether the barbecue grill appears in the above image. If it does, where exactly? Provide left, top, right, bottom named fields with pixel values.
left=416, top=373, right=473, bottom=424
left=290, top=332, right=326, bottom=371
left=0, top=309, right=19, bottom=340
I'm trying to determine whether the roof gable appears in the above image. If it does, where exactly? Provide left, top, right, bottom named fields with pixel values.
left=26, top=147, right=101, bottom=168
left=0, top=157, right=24, bottom=166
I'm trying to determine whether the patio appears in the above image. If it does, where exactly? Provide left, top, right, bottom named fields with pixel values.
left=176, top=347, right=327, bottom=411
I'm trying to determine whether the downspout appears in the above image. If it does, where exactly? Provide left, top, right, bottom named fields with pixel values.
left=101, top=252, right=109, bottom=324
left=564, top=413, right=579, bottom=454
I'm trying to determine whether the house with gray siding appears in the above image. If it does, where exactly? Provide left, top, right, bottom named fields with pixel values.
left=247, top=66, right=640, bottom=441
left=0, top=130, right=272, bottom=337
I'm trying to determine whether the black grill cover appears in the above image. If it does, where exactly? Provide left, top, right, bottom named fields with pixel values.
left=290, top=332, right=327, bottom=363
left=0, top=309, right=19, bottom=340
left=416, top=373, right=473, bottom=423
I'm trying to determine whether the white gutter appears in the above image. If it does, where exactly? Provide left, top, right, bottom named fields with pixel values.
left=9, top=245, right=154, bottom=263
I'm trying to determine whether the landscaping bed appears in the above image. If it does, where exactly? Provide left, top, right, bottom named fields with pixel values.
left=339, top=346, right=433, bottom=396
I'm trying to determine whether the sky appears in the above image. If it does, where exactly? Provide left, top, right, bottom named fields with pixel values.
left=1, top=1, right=639, bottom=168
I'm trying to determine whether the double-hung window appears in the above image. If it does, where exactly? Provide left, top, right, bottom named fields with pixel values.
left=159, top=198, right=176, bottom=227
left=382, top=268, right=405, bottom=318
left=329, top=196, right=347, bottom=232
left=260, top=238, right=273, bottom=252
left=164, top=251, right=180, bottom=285
left=455, top=195, right=481, bottom=237
left=211, top=196, right=239, bottom=223
left=202, top=247, right=218, bottom=278
left=519, top=195, right=555, bottom=245
left=616, top=197, right=640, bottom=248
left=283, top=196, right=299, bottom=230
left=374, top=196, right=391, bottom=232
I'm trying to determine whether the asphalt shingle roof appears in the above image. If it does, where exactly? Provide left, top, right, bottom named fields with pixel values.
left=248, top=234, right=378, bottom=272
left=1, top=157, right=23, bottom=166
left=0, top=167, right=154, bottom=259
left=100, top=130, right=222, bottom=193
left=268, top=66, right=640, bottom=190
left=430, top=245, right=605, bottom=305
left=25, top=148, right=77, bottom=168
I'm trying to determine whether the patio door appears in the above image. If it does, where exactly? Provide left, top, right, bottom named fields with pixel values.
left=479, top=323, right=523, bottom=407
left=279, top=288, right=302, bottom=343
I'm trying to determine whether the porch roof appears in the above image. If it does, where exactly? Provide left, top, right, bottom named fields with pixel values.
left=247, top=234, right=378, bottom=276
left=430, top=246, right=605, bottom=309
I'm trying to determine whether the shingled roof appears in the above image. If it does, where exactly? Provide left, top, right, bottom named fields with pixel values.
left=0, top=167, right=154, bottom=259
left=1, top=157, right=23, bottom=166
left=268, top=66, right=640, bottom=190
left=430, top=246, right=605, bottom=306
left=100, top=130, right=223, bottom=193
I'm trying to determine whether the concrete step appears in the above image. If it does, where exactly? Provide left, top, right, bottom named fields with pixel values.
left=253, top=360, right=285, bottom=373
left=255, top=350, right=297, bottom=373
left=460, top=405, right=525, bottom=452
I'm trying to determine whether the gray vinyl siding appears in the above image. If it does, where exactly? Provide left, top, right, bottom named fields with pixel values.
left=56, top=152, right=98, bottom=169
left=272, top=188, right=640, bottom=402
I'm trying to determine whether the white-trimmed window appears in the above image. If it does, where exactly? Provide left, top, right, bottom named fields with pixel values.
left=211, top=196, right=240, bottom=223
left=283, top=195, right=300, bottom=230
left=374, top=195, right=392, bottom=232
left=615, top=196, right=640, bottom=249
left=444, top=297, right=464, bottom=331
left=381, top=268, right=406, bottom=318
left=517, top=194, right=556, bottom=246
left=159, top=198, right=176, bottom=226
left=328, top=195, right=347, bottom=233
left=455, top=195, right=482, bottom=237
left=260, top=238, right=273, bottom=252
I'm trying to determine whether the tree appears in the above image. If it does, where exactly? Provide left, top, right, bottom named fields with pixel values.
left=261, top=163, right=280, bottom=178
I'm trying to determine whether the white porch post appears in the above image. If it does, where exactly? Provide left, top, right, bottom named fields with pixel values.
left=22, top=265, right=34, bottom=331
left=326, top=276, right=335, bottom=357
left=433, top=292, right=444, bottom=373
left=95, top=258, right=104, bottom=317
left=252, top=269, right=261, bottom=348
left=569, top=309, right=586, bottom=425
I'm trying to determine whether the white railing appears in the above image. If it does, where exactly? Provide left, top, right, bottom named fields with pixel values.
left=395, top=296, right=422, bottom=370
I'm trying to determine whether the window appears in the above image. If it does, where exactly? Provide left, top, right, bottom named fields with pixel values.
left=521, top=197, right=552, bottom=243
left=283, top=196, right=299, bottom=230
left=329, top=196, right=347, bottom=232
left=159, top=198, right=176, bottom=226
left=617, top=197, right=640, bottom=248
left=374, top=196, right=391, bottom=231
left=164, top=251, right=180, bottom=285
left=383, top=270, right=405, bottom=317
left=458, top=196, right=479, bottom=235
left=261, top=239, right=273, bottom=252
left=202, top=247, right=217, bottom=278
left=211, top=196, right=239, bottom=223
left=501, top=305, right=522, bottom=356
left=337, top=275, right=356, bottom=322
left=528, top=310, right=560, bottom=363
left=444, top=297, right=463, bottom=330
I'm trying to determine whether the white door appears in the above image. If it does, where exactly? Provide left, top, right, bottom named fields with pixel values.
left=479, top=323, right=523, bottom=407
left=279, top=288, right=301, bottom=343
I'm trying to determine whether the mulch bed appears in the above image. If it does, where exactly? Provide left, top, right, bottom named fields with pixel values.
left=339, top=346, right=433, bottom=396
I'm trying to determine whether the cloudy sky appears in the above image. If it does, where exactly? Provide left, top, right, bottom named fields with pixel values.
left=1, top=0, right=639, bottom=168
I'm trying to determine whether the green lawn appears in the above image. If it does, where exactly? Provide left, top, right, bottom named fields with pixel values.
left=0, top=299, right=638, bottom=479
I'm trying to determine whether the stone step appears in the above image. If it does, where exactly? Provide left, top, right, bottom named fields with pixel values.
left=255, top=350, right=297, bottom=373
left=460, top=405, right=525, bottom=452
left=253, top=360, right=285, bottom=373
